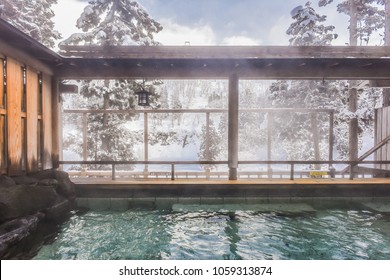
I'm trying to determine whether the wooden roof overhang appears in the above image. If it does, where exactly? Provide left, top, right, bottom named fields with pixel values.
left=0, top=18, right=61, bottom=75
left=55, top=45, right=390, bottom=80
left=2, top=17, right=390, bottom=81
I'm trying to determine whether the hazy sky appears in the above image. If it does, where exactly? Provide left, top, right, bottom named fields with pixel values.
left=54, top=0, right=351, bottom=46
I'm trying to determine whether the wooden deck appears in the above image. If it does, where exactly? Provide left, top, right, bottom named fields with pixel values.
left=73, top=178, right=390, bottom=199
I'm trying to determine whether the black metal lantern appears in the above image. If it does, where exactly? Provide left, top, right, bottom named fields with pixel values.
left=136, top=89, right=150, bottom=106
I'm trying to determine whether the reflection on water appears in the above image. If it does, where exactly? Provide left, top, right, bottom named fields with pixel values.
left=34, top=202, right=390, bottom=260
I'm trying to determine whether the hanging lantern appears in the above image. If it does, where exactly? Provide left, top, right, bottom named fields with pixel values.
left=136, top=89, right=150, bottom=106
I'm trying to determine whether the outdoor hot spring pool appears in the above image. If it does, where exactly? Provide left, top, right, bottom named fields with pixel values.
left=33, top=199, right=390, bottom=260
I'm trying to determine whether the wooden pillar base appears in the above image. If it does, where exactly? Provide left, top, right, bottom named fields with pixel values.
left=229, top=168, right=237, bottom=180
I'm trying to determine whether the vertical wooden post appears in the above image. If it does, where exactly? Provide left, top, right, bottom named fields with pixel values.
left=349, top=0, right=359, bottom=165
left=349, top=86, right=358, bottom=162
left=82, top=112, right=87, bottom=161
left=374, top=109, right=378, bottom=168
left=51, top=77, right=60, bottom=169
left=82, top=112, right=87, bottom=174
left=329, top=111, right=334, bottom=166
left=42, top=73, right=53, bottom=170
left=205, top=112, right=211, bottom=178
left=206, top=112, right=210, bottom=160
left=228, top=73, right=239, bottom=180
left=144, top=112, right=149, bottom=177
left=311, top=113, right=320, bottom=170
left=267, top=112, right=273, bottom=178
left=383, top=0, right=390, bottom=107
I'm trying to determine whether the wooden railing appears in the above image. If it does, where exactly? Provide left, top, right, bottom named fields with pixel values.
left=62, top=108, right=335, bottom=170
left=59, top=160, right=390, bottom=181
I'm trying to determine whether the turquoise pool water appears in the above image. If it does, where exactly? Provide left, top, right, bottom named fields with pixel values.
left=34, top=200, right=390, bottom=260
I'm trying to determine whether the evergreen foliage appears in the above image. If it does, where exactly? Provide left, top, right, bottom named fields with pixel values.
left=61, top=0, right=163, bottom=164
left=287, top=1, right=337, bottom=46
left=0, top=0, right=61, bottom=48
left=318, top=0, right=385, bottom=44
left=60, top=0, right=162, bottom=46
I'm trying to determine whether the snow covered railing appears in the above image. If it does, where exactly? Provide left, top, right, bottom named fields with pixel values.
left=59, top=160, right=390, bottom=181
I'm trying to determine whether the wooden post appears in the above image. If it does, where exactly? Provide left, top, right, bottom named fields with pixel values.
left=51, top=77, right=60, bottom=169
left=329, top=111, right=334, bottom=167
left=349, top=86, right=359, bottom=161
left=384, top=0, right=390, bottom=107
left=42, top=73, right=53, bottom=170
left=374, top=108, right=378, bottom=169
left=82, top=112, right=87, bottom=174
left=267, top=112, right=273, bottom=178
left=144, top=112, right=149, bottom=177
left=205, top=111, right=210, bottom=178
left=311, top=113, right=320, bottom=169
left=228, top=73, right=239, bottom=180
left=349, top=1, right=359, bottom=163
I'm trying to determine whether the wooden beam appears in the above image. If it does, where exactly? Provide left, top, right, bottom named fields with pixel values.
left=42, top=73, right=53, bottom=169
left=0, top=40, right=54, bottom=76
left=228, top=73, right=239, bottom=180
left=55, top=58, right=390, bottom=80
left=59, top=45, right=390, bottom=59
left=51, top=77, right=60, bottom=168
left=59, top=82, right=78, bottom=94
left=62, top=108, right=334, bottom=114
left=370, top=80, right=390, bottom=87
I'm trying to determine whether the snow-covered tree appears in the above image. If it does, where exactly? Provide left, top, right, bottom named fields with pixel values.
left=61, top=0, right=163, bottom=164
left=268, top=1, right=383, bottom=161
left=0, top=0, right=61, bottom=48
left=60, top=0, right=162, bottom=46
left=319, top=0, right=384, bottom=45
left=287, top=1, right=337, bottom=46
left=198, top=119, right=223, bottom=164
left=268, top=2, right=342, bottom=162
left=318, top=0, right=385, bottom=161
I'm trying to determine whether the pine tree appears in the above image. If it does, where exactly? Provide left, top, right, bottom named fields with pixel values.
left=319, top=0, right=384, bottom=160
left=60, top=0, right=162, bottom=46
left=319, top=0, right=384, bottom=45
left=198, top=119, right=223, bottom=164
left=60, top=0, right=163, bottom=164
left=287, top=1, right=337, bottom=46
left=0, top=0, right=61, bottom=48
left=268, top=2, right=341, bottom=162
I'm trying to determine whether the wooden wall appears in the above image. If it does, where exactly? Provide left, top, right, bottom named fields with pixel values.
left=6, top=57, right=23, bottom=175
left=0, top=51, right=55, bottom=175
left=42, top=73, right=53, bottom=170
left=375, top=107, right=390, bottom=170
left=0, top=56, right=5, bottom=173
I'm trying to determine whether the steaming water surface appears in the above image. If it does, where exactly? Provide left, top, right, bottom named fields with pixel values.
left=34, top=201, right=390, bottom=260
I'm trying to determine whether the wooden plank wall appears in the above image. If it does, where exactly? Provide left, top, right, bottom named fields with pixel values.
left=0, top=56, right=5, bottom=172
left=6, top=57, right=23, bottom=175
left=0, top=54, right=54, bottom=175
left=26, top=67, right=39, bottom=173
left=375, top=107, right=390, bottom=170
